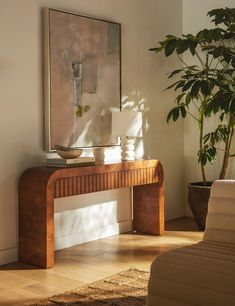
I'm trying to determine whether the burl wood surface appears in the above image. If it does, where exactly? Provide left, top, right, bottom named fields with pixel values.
left=19, top=160, right=164, bottom=268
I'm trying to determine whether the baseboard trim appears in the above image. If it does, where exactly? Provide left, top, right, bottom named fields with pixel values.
left=55, top=220, right=133, bottom=251
left=0, top=222, right=133, bottom=265
left=0, top=247, right=17, bottom=266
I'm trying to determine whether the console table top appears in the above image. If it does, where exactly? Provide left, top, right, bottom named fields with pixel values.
left=20, top=159, right=163, bottom=183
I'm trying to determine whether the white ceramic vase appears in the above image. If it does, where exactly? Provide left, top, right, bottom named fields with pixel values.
left=93, top=147, right=105, bottom=164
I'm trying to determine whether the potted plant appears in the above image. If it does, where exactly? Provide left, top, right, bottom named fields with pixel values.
left=150, top=7, right=235, bottom=230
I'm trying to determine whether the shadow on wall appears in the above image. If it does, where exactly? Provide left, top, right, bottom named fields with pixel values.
left=67, top=105, right=114, bottom=148
left=122, top=90, right=152, bottom=159
left=55, top=200, right=125, bottom=235
left=65, top=89, right=154, bottom=160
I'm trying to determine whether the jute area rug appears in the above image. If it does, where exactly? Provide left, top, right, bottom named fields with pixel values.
left=31, top=268, right=149, bottom=306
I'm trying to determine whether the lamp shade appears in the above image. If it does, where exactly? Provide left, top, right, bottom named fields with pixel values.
left=112, top=111, right=143, bottom=137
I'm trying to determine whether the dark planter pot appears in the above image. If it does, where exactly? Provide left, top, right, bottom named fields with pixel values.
left=188, top=182, right=212, bottom=231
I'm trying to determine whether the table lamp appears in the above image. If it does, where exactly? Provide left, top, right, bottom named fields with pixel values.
left=112, top=111, right=143, bottom=161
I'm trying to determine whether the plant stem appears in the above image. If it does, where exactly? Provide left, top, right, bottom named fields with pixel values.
left=195, top=50, right=206, bottom=69
left=199, top=112, right=207, bottom=185
left=177, top=55, right=190, bottom=68
left=219, top=115, right=235, bottom=179
left=192, top=99, right=200, bottom=111
left=187, top=111, right=200, bottom=122
left=199, top=56, right=209, bottom=186
left=208, top=54, right=214, bottom=69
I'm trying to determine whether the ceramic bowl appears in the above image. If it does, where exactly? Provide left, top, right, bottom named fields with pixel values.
left=55, top=145, right=83, bottom=159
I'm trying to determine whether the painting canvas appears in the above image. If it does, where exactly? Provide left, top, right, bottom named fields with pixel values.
left=44, top=8, right=121, bottom=151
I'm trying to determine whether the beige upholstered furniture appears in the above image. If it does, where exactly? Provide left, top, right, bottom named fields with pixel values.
left=147, top=180, right=235, bottom=306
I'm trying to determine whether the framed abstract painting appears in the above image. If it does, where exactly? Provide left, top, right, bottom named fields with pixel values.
left=43, top=8, right=121, bottom=151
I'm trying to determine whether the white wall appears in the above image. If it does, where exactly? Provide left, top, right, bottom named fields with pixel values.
left=183, top=0, right=235, bottom=214
left=0, top=0, right=184, bottom=265
left=54, top=187, right=132, bottom=250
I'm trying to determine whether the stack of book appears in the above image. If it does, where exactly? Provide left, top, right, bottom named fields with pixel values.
left=46, top=157, right=95, bottom=167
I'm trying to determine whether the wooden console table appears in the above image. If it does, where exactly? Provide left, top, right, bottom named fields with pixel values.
left=19, top=160, right=164, bottom=268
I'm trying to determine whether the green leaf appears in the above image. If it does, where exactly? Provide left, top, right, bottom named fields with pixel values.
left=160, top=41, right=167, bottom=47
left=176, top=93, right=186, bottom=104
left=204, top=29, right=213, bottom=43
left=175, top=80, right=186, bottom=91
left=184, top=34, right=196, bottom=40
left=230, top=99, right=235, bottom=113
left=204, top=101, right=213, bottom=117
left=223, top=51, right=231, bottom=64
left=191, top=81, right=201, bottom=98
left=208, top=8, right=235, bottom=27
left=203, top=133, right=210, bottom=144
left=168, top=69, right=183, bottom=78
left=228, top=24, right=235, bottom=32
left=210, top=46, right=223, bottom=58
left=198, top=150, right=207, bottom=166
left=180, top=106, right=187, bottom=118
left=166, top=35, right=177, bottom=39
left=149, top=46, right=164, bottom=53
left=196, top=30, right=204, bottom=41
left=224, top=32, right=235, bottom=39
left=167, top=109, right=174, bottom=123
left=189, top=41, right=197, bottom=55
left=185, top=93, right=191, bottom=105
left=182, top=79, right=196, bottom=91
left=220, top=112, right=225, bottom=121
left=172, top=108, right=180, bottom=121
left=196, top=29, right=213, bottom=43
left=165, top=39, right=177, bottom=56
left=200, top=80, right=210, bottom=96
left=176, top=39, right=189, bottom=54
left=201, top=155, right=207, bottom=166
left=165, top=80, right=182, bottom=90
left=212, top=99, right=220, bottom=114
left=211, top=28, right=223, bottom=41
